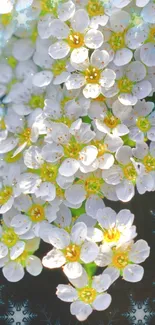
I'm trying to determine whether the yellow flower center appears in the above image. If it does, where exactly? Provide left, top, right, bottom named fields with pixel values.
left=64, top=138, right=82, bottom=159
left=15, top=250, right=29, bottom=266
left=131, top=13, right=143, bottom=27
left=0, top=118, right=6, bottom=130
left=86, top=0, right=104, bottom=17
left=4, top=150, right=22, bottom=163
left=85, top=66, right=101, bottom=84
left=112, top=251, right=129, bottom=269
left=18, top=127, right=31, bottom=145
left=143, top=155, right=155, bottom=172
left=104, top=114, right=119, bottom=129
left=29, top=95, right=45, bottom=109
left=64, top=244, right=81, bottom=262
left=104, top=228, right=121, bottom=243
left=28, top=204, right=45, bottom=222
left=67, top=32, right=84, bottom=48
left=56, top=185, right=65, bottom=199
left=136, top=117, right=151, bottom=132
left=40, top=162, right=58, bottom=182
left=148, top=26, right=155, bottom=43
left=52, top=60, right=67, bottom=76
left=123, top=163, right=137, bottom=181
left=78, top=287, right=97, bottom=304
left=41, top=0, right=58, bottom=16
left=84, top=176, right=103, bottom=197
left=1, top=13, right=12, bottom=26
left=109, top=32, right=125, bottom=51
left=0, top=186, right=13, bottom=205
left=7, top=56, right=17, bottom=69
left=118, top=77, right=133, bottom=93
left=1, top=228, right=19, bottom=248
left=91, top=140, right=108, bottom=157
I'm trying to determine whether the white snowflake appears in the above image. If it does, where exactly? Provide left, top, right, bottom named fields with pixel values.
left=122, top=294, right=155, bottom=325
left=0, top=299, right=37, bottom=324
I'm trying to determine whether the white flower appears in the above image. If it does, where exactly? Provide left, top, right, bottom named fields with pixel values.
left=0, top=165, right=21, bottom=213
left=48, top=9, right=104, bottom=63
left=3, top=77, right=45, bottom=114
left=127, top=101, right=155, bottom=143
left=78, top=0, right=109, bottom=29
left=105, top=10, right=133, bottom=66
left=9, top=193, right=59, bottom=237
left=95, top=208, right=137, bottom=246
left=42, top=222, right=99, bottom=279
left=94, top=111, right=129, bottom=137
left=0, top=233, right=42, bottom=282
left=95, top=239, right=150, bottom=282
left=56, top=270, right=112, bottom=321
left=103, top=62, right=152, bottom=106
left=126, top=22, right=155, bottom=67
left=66, top=49, right=116, bottom=98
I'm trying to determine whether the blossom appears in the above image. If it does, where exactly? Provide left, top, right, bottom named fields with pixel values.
left=0, top=230, right=42, bottom=282
left=95, top=239, right=150, bottom=282
left=66, top=49, right=116, bottom=98
left=42, top=222, right=99, bottom=279
left=56, top=270, right=112, bottom=321
left=48, top=9, right=104, bottom=64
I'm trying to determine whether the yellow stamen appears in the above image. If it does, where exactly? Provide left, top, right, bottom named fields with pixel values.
left=28, top=204, right=45, bottom=222
left=64, top=244, right=81, bottom=262
left=78, top=287, right=97, bottom=304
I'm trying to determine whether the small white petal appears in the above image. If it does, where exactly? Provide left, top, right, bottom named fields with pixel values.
left=3, top=262, right=24, bottom=282
left=123, top=264, right=144, bottom=283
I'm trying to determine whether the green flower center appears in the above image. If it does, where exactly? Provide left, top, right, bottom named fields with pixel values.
left=18, top=127, right=32, bottom=145
left=40, top=163, right=58, bottom=182
left=52, top=60, right=67, bottom=76
left=84, top=66, right=101, bottom=84
left=83, top=176, right=103, bottom=197
left=15, top=250, right=29, bottom=267
left=118, top=77, right=133, bottom=93
left=64, top=138, right=83, bottom=159
left=136, top=117, right=151, bottom=132
left=0, top=186, right=13, bottom=206
left=78, top=287, right=97, bottom=304
left=109, top=32, right=125, bottom=51
left=29, top=95, right=45, bottom=109
left=1, top=228, right=19, bottom=248
left=143, top=155, right=155, bottom=172
left=86, top=0, right=104, bottom=17
left=123, top=163, right=137, bottom=181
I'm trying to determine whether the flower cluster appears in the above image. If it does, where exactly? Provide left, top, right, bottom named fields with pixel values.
left=0, top=0, right=154, bottom=321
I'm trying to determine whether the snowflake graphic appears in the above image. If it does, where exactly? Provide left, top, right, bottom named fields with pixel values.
left=0, top=299, right=37, bottom=324
left=0, top=285, right=5, bottom=305
left=122, top=294, right=155, bottom=325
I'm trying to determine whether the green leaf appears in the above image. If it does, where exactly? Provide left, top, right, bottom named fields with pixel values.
left=84, top=262, right=97, bottom=278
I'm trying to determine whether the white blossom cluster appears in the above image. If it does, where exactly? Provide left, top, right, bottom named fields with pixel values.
left=0, top=0, right=154, bottom=321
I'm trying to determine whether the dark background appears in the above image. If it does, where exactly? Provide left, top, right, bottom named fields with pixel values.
left=0, top=191, right=155, bottom=325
